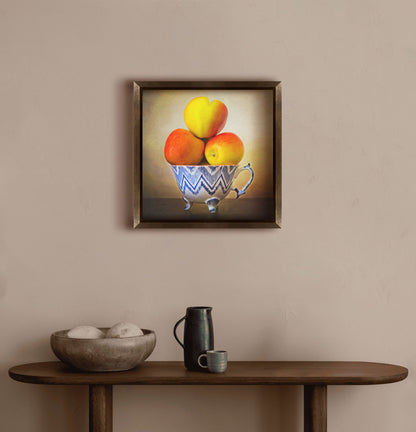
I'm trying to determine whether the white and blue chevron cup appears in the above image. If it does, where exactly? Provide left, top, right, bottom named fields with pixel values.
left=169, top=164, right=254, bottom=213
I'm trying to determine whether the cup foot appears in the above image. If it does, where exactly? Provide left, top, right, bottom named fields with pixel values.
left=205, top=198, right=220, bottom=213
left=183, top=196, right=193, bottom=211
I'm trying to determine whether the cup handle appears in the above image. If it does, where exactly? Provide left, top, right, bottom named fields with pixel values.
left=197, top=353, right=208, bottom=368
left=233, top=163, right=254, bottom=199
left=173, top=316, right=185, bottom=349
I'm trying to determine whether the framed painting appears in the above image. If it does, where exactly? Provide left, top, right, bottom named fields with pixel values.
left=133, top=81, right=281, bottom=228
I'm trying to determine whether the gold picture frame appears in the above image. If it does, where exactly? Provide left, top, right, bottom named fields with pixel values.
left=133, top=81, right=281, bottom=228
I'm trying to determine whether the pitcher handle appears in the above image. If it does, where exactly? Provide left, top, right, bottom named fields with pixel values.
left=233, top=163, right=254, bottom=199
left=173, top=316, right=185, bottom=349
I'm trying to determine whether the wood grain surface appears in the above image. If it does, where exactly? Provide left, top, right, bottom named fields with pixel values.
left=9, top=361, right=408, bottom=386
left=304, top=385, right=327, bottom=432
left=89, top=385, right=112, bottom=432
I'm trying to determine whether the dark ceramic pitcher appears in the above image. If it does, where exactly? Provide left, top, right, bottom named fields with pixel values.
left=174, top=306, right=214, bottom=371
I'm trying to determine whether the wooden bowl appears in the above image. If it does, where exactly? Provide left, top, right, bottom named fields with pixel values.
left=50, top=328, right=156, bottom=372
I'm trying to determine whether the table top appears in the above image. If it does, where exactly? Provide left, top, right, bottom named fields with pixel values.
left=9, top=361, right=408, bottom=386
left=141, top=198, right=275, bottom=222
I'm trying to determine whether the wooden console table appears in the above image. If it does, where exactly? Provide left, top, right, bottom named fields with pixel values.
left=9, top=361, right=407, bottom=432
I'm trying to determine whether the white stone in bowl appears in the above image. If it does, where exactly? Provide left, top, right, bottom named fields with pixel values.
left=106, top=322, right=144, bottom=338
left=67, top=326, right=105, bottom=339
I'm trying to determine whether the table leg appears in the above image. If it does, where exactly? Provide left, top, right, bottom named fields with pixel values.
left=89, top=384, right=113, bottom=432
left=304, top=385, right=327, bottom=432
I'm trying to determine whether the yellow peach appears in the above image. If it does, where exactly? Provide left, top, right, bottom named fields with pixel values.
left=164, top=128, right=205, bottom=165
left=184, top=96, right=228, bottom=138
left=205, top=133, right=244, bottom=165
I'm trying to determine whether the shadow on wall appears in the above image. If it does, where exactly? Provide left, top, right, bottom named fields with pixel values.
left=39, top=385, right=88, bottom=432
left=1, top=371, right=88, bottom=431
left=3, top=335, right=88, bottom=431
left=115, top=385, right=302, bottom=432
left=259, top=386, right=302, bottom=432
left=115, top=80, right=134, bottom=229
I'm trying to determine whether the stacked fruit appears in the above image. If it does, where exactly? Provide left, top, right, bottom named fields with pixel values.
left=164, top=96, right=244, bottom=166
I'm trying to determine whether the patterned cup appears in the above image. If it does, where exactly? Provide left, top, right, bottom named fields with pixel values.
left=169, top=164, right=254, bottom=213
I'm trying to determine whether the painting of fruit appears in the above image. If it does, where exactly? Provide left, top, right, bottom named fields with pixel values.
left=135, top=81, right=281, bottom=227
left=163, top=97, right=252, bottom=214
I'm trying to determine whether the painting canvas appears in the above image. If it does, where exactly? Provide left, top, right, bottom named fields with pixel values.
left=133, top=81, right=281, bottom=228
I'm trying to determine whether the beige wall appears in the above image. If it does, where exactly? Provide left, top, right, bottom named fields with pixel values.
left=1, top=0, right=415, bottom=431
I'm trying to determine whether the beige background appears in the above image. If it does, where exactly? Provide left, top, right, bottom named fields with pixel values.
left=1, top=0, right=415, bottom=431
left=142, top=89, right=274, bottom=198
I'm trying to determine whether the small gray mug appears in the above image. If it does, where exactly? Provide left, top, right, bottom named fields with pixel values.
left=197, top=350, right=228, bottom=373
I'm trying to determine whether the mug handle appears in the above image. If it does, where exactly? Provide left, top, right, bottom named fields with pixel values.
left=173, top=316, right=185, bottom=349
left=233, top=163, right=254, bottom=199
left=197, top=353, right=208, bottom=368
